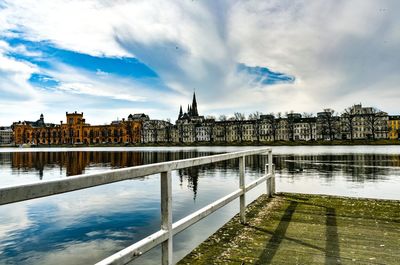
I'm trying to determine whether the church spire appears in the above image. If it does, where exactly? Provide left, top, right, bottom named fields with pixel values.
left=178, top=105, right=183, bottom=119
left=192, top=92, right=198, bottom=116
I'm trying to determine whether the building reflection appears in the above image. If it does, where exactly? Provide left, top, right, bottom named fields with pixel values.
left=8, top=151, right=210, bottom=177
left=2, top=151, right=400, bottom=197
left=3, top=151, right=269, bottom=198
left=273, top=153, right=400, bottom=182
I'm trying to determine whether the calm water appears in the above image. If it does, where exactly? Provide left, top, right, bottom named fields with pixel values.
left=0, top=146, right=399, bottom=264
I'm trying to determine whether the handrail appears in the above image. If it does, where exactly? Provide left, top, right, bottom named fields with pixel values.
left=0, top=148, right=271, bottom=205
left=0, top=147, right=275, bottom=265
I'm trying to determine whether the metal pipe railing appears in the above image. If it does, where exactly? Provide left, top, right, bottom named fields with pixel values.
left=0, top=148, right=275, bottom=265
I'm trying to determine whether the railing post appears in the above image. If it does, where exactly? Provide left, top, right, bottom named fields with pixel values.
left=271, top=164, right=276, bottom=195
left=239, top=156, right=246, bottom=224
left=267, top=150, right=273, bottom=197
left=161, top=171, right=172, bottom=265
left=265, top=163, right=268, bottom=197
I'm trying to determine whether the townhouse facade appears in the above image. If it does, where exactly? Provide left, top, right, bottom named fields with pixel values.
left=340, top=104, right=388, bottom=140
left=140, top=101, right=391, bottom=144
left=0, top=126, right=13, bottom=145
left=388, top=115, right=400, bottom=140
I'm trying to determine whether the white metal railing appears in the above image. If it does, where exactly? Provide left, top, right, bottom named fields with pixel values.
left=0, top=148, right=275, bottom=265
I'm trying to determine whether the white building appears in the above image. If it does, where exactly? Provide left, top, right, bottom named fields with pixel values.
left=0, top=126, right=13, bottom=145
left=340, top=104, right=388, bottom=140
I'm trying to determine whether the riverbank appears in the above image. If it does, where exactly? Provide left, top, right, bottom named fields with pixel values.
left=4, top=139, right=400, bottom=148
left=178, top=193, right=400, bottom=265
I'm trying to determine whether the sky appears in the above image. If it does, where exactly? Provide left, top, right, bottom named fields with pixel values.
left=0, top=0, right=399, bottom=125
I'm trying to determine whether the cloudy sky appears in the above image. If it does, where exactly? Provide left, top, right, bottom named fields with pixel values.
left=0, top=0, right=399, bottom=125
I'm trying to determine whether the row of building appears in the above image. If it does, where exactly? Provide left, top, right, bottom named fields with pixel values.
left=11, top=112, right=142, bottom=146
left=141, top=94, right=399, bottom=143
left=4, top=93, right=400, bottom=146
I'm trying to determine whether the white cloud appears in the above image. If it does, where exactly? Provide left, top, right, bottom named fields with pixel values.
left=1, top=0, right=400, bottom=122
left=49, top=65, right=146, bottom=102
left=40, top=63, right=188, bottom=122
left=1, top=0, right=128, bottom=57
left=0, top=203, right=32, bottom=239
left=0, top=40, right=47, bottom=125
left=22, top=239, right=124, bottom=265
left=228, top=0, right=400, bottom=114
left=0, top=49, right=40, bottom=102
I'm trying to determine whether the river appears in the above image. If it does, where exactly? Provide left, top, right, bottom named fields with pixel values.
left=0, top=146, right=399, bottom=264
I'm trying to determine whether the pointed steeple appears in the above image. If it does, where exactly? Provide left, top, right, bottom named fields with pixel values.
left=179, top=105, right=183, bottom=119
left=193, top=91, right=197, bottom=103
left=192, top=92, right=198, bottom=116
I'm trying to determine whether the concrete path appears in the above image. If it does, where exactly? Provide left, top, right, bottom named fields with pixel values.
left=179, top=193, right=400, bottom=265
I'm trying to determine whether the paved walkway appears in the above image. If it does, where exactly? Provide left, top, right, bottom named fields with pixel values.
left=179, top=193, right=400, bottom=265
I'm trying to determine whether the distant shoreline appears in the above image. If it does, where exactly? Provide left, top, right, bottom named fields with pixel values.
left=3, top=139, right=400, bottom=148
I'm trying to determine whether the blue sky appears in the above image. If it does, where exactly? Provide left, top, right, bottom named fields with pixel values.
left=0, top=0, right=399, bottom=125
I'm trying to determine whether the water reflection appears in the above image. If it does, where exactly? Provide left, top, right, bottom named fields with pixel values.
left=0, top=147, right=400, bottom=265
left=275, top=153, right=400, bottom=182
left=2, top=151, right=268, bottom=197
left=7, top=151, right=212, bottom=178
left=3, top=151, right=400, bottom=185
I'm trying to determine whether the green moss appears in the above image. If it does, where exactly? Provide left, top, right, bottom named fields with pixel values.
left=178, top=193, right=400, bottom=265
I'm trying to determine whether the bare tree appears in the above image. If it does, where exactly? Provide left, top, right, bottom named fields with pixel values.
left=178, top=123, right=184, bottom=143
left=151, top=121, right=158, bottom=143
left=219, top=115, right=227, bottom=121
left=134, top=124, right=141, bottom=144
left=218, top=115, right=228, bottom=143
left=204, top=116, right=215, bottom=143
left=276, top=112, right=284, bottom=141
left=165, top=119, right=172, bottom=143
left=234, top=112, right=246, bottom=142
left=140, top=123, right=146, bottom=143
left=285, top=111, right=296, bottom=141
left=365, top=108, right=387, bottom=140
left=317, top=109, right=338, bottom=141
left=265, top=113, right=278, bottom=141
left=193, top=123, right=199, bottom=143
left=303, top=112, right=315, bottom=140
left=126, top=122, right=134, bottom=144
left=249, top=111, right=262, bottom=143
left=342, top=106, right=356, bottom=141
